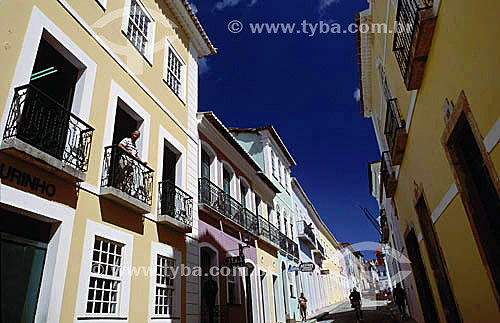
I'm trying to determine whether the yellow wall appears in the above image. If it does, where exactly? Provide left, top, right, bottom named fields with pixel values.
left=366, top=0, right=500, bottom=321
left=0, top=0, right=198, bottom=322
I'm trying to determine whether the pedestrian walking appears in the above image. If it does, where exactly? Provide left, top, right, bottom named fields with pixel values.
left=392, top=283, right=408, bottom=320
left=298, top=292, right=308, bottom=322
left=349, top=287, right=363, bottom=321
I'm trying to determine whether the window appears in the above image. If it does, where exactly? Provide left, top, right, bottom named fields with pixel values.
left=271, top=151, right=277, bottom=177
left=266, top=203, right=273, bottom=222
left=290, top=222, right=294, bottom=240
left=240, top=182, right=249, bottom=209
left=164, top=41, right=186, bottom=100
left=155, top=255, right=175, bottom=315
left=255, top=194, right=262, bottom=216
left=126, top=0, right=151, bottom=55
left=86, top=238, right=123, bottom=314
left=276, top=205, right=281, bottom=230
left=278, top=160, right=283, bottom=183
left=284, top=218, right=288, bottom=236
left=201, top=149, right=211, bottom=179
left=223, top=168, right=231, bottom=195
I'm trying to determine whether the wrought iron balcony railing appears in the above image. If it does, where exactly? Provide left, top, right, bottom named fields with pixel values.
left=297, top=220, right=316, bottom=246
left=198, top=178, right=258, bottom=235
left=279, top=231, right=299, bottom=259
left=242, top=208, right=259, bottom=236
left=384, top=98, right=407, bottom=165
left=3, top=84, right=94, bottom=173
left=257, top=216, right=281, bottom=246
left=158, top=180, right=193, bottom=227
left=101, top=145, right=154, bottom=205
left=393, top=0, right=435, bottom=90
left=201, top=304, right=228, bottom=323
left=380, top=209, right=390, bottom=244
left=381, top=151, right=397, bottom=198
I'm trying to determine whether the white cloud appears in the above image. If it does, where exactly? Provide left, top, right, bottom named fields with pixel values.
left=214, top=0, right=241, bottom=10
left=319, top=0, right=340, bottom=11
left=353, top=88, right=361, bottom=102
left=189, top=2, right=198, bottom=14
left=198, top=58, right=210, bottom=76
left=249, top=0, right=258, bottom=7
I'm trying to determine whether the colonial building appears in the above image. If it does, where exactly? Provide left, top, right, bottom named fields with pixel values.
left=197, top=112, right=281, bottom=323
left=0, top=0, right=215, bottom=322
left=230, top=126, right=301, bottom=323
left=357, top=0, right=500, bottom=321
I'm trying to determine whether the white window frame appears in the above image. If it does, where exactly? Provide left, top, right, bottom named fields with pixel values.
left=239, top=177, right=251, bottom=209
left=76, top=220, right=134, bottom=322
left=200, top=140, right=218, bottom=184
left=0, top=6, right=96, bottom=137
left=121, top=0, right=156, bottom=64
left=95, top=0, right=108, bottom=10
left=221, top=160, right=236, bottom=198
left=149, top=242, right=182, bottom=323
left=164, top=38, right=187, bottom=103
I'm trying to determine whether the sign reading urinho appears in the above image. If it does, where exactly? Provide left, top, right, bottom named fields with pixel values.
left=0, top=163, right=56, bottom=197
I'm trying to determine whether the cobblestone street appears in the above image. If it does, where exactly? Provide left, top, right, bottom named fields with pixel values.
left=307, top=298, right=413, bottom=323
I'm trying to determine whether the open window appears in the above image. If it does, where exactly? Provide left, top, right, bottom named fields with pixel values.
left=158, top=138, right=192, bottom=231
left=100, top=95, right=153, bottom=213
left=2, top=32, right=94, bottom=180
left=239, top=178, right=250, bottom=210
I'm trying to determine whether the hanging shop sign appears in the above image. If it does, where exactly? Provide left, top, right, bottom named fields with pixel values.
left=225, top=255, right=245, bottom=268
left=0, top=163, right=56, bottom=197
left=288, top=265, right=300, bottom=272
left=300, top=262, right=315, bottom=272
left=321, top=269, right=330, bottom=275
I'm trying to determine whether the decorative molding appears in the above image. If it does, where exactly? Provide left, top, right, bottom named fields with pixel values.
left=431, top=183, right=458, bottom=224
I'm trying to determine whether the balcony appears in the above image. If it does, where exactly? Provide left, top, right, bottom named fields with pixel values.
left=1, top=84, right=94, bottom=182
left=100, top=145, right=154, bottom=213
left=381, top=151, right=398, bottom=198
left=393, top=0, right=436, bottom=90
left=257, top=216, right=281, bottom=248
left=313, top=241, right=325, bottom=259
left=297, top=220, right=316, bottom=247
left=198, top=177, right=258, bottom=236
left=384, top=98, right=407, bottom=165
left=380, top=209, right=390, bottom=244
left=158, top=180, right=193, bottom=232
left=279, top=232, right=299, bottom=259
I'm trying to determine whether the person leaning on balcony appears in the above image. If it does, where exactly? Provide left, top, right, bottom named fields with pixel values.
left=116, top=130, right=147, bottom=193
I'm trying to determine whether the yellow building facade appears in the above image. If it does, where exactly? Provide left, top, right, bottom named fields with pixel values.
left=357, top=0, right=500, bottom=322
left=0, top=0, right=215, bottom=322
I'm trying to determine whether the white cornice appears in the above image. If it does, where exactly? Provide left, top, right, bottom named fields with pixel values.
left=165, top=0, right=216, bottom=58
left=360, top=9, right=373, bottom=118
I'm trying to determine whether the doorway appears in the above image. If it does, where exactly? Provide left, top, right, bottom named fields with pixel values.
left=272, top=274, right=280, bottom=323
left=405, top=229, right=439, bottom=323
left=160, top=143, right=180, bottom=217
left=415, top=194, right=461, bottom=322
left=281, top=262, right=289, bottom=319
left=1, top=210, right=52, bottom=323
left=200, top=246, right=219, bottom=323
left=445, top=109, right=500, bottom=303
left=19, top=37, right=80, bottom=159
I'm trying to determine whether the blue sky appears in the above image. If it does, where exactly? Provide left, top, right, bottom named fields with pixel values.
left=191, top=0, right=379, bottom=254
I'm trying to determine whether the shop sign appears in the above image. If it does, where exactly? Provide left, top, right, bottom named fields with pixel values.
left=0, top=163, right=56, bottom=197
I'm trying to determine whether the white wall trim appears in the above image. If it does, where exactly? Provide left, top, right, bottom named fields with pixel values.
left=431, top=183, right=458, bottom=224
left=95, top=0, right=107, bottom=10
left=199, top=140, right=218, bottom=184
left=98, top=80, right=151, bottom=193
left=0, top=183, right=74, bottom=323
left=75, top=220, right=134, bottom=322
left=120, top=0, right=156, bottom=65
left=156, top=125, right=187, bottom=190
left=56, top=0, right=197, bottom=144
left=484, top=116, right=500, bottom=153
left=0, top=5, right=96, bottom=136
left=198, top=242, right=220, bottom=306
left=405, top=90, right=418, bottom=133
left=148, top=242, right=182, bottom=323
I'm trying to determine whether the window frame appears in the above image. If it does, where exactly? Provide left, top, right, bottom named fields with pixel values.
left=76, top=221, right=134, bottom=322
left=164, top=38, right=187, bottom=103
left=149, top=242, right=182, bottom=322
left=121, top=0, right=156, bottom=64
